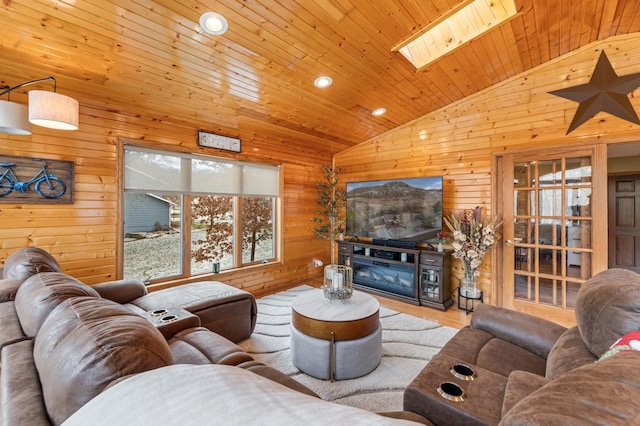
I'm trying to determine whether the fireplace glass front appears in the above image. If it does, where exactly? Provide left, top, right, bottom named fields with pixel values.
left=352, top=257, right=416, bottom=299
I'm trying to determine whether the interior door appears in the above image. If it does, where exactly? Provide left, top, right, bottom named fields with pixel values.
left=608, top=174, right=640, bottom=273
left=501, top=146, right=607, bottom=326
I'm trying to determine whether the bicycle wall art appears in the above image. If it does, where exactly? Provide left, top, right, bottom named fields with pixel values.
left=0, top=155, right=74, bottom=204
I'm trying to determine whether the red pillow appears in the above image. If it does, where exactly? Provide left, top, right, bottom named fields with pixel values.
left=599, top=330, right=640, bottom=361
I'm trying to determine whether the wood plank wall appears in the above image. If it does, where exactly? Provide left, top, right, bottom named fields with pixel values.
left=3, top=33, right=640, bottom=301
left=0, top=101, right=332, bottom=296
left=335, top=34, right=640, bottom=304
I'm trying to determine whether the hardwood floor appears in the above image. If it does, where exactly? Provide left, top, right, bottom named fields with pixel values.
left=271, top=277, right=471, bottom=330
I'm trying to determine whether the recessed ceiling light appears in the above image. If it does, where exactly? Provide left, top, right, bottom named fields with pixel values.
left=200, top=12, right=228, bottom=35
left=314, top=76, right=333, bottom=88
left=372, top=108, right=386, bottom=116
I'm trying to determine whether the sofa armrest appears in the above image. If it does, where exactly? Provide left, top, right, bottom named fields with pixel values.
left=501, top=370, right=549, bottom=417
left=1, top=340, right=50, bottom=425
left=470, top=304, right=567, bottom=359
left=91, top=278, right=148, bottom=304
left=501, top=351, right=640, bottom=425
left=0, top=279, right=22, bottom=302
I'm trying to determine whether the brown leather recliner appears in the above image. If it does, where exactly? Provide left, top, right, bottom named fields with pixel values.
left=405, top=268, right=640, bottom=425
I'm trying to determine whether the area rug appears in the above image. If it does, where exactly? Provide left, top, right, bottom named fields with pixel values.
left=238, top=285, right=458, bottom=413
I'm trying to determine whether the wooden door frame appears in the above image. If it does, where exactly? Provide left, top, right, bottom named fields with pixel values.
left=491, top=142, right=608, bottom=315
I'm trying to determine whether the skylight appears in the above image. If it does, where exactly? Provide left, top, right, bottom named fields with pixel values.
left=393, top=0, right=517, bottom=71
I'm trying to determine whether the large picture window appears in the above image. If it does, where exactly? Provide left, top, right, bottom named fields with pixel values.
left=122, top=145, right=279, bottom=283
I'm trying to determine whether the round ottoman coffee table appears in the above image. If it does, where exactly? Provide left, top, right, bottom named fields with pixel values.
left=290, top=288, right=381, bottom=381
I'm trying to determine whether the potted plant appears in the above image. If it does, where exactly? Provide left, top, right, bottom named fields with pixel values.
left=312, top=164, right=346, bottom=264
left=436, top=231, right=448, bottom=252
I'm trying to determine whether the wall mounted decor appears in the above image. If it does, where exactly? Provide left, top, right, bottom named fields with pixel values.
left=197, top=130, right=241, bottom=152
left=0, top=155, right=74, bottom=204
left=549, top=50, right=640, bottom=134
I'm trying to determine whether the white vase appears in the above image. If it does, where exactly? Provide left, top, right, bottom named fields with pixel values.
left=437, top=242, right=444, bottom=253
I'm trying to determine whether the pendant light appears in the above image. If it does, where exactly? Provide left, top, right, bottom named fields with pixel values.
left=0, top=76, right=79, bottom=134
left=29, top=90, right=79, bottom=130
left=0, top=99, right=31, bottom=135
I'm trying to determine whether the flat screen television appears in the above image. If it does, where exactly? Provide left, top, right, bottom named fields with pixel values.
left=346, top=176, right=443, bottom=243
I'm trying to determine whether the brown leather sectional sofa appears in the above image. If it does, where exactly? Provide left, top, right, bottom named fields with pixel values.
left=0, top=247, right=318, bottom=424
left=404, top=268, right=640, bottom=425
left=0, top=247, right=428, bottom=425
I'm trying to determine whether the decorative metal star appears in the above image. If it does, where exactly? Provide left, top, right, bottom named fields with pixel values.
left=549, top=50, right=640, bottom=134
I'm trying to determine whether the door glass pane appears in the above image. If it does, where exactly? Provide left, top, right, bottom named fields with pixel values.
left=538, top=159, right=562, bottom=185
left=513, top=219, right=532, bottom=243
left=567, top=252, right=591, bottom=279
left=537, top=219, right=561, bottom=246
left=566, top=188, right=591, bottom=217
left=539, top=277, right=560, bottom=306
left=514, top=189, right=534, bottom=216
left=566, top=281, right=581, bottom=309
left=565, top=157, right=591, bottom=185
left=514, top=247, right=533, bottom=272
left=514, top=274, right=534, bottom=300
left=567, top=220, right=591, bottom=249
left=123, top=192, right=182, bottom=282
left=539, top=248, right=564, bottom=275
left=538, top=189, right=562, bottom=217
left=514, top=162, right=533, bottom=188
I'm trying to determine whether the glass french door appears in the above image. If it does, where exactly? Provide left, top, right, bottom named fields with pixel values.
left=501, top=146, right=607, bottom=325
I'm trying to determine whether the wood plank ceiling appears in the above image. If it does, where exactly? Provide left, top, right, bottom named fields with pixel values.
left=1, top=0, right=639, bottom=154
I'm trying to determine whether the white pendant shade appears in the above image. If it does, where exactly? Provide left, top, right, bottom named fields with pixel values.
left=0, top=100, right=32, bottom=135
left=28, top=90, right=79, bottom=130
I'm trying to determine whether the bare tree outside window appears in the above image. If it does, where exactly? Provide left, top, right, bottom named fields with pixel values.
left=192, top=195, right=234, bottom=271
left=242, top=197, right=274, bottom=263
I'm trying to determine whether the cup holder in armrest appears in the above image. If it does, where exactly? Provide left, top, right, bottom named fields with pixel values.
left=450, top=364, right=477, bottom=381
left=160, top=314, right=178, bottom=324
left=142, top=308, right=200, bottom=339
left=437, top=382, right=465, bottom=402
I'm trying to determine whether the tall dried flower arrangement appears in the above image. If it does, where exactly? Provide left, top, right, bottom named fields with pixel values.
left=443, top=206, right=502, bottom=297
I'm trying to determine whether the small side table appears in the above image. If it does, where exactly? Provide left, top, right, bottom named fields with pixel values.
left=457, top=287, right=483, bottom=314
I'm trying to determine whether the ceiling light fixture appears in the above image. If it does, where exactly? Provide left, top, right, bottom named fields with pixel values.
left=314, top=76, right=333, bottom=88
left=393, top=0, right=517, bottom=70
left=0, top=76, right=79, bottom=134
left=199, top=12, right=229, bottom=35
left=372, top=108, right=386, bottom=116
left=0, top=99, right=30, bottom=135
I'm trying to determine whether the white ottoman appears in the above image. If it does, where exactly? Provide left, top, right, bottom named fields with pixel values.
left=290, top=289, right=382, bottom=381
left=291, top=323, right=382, bottom=380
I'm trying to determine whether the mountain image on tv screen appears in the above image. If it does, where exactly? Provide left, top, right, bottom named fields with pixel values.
left=346, top=177, right=443, bottom=242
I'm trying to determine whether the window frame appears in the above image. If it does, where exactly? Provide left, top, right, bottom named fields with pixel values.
left=119, top=142, right=281, bottom=284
